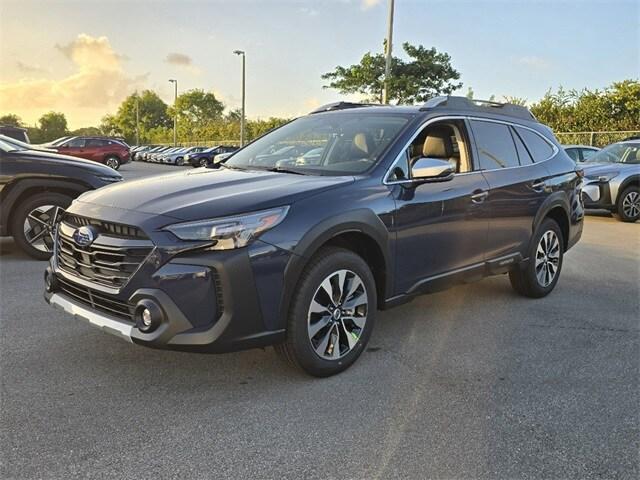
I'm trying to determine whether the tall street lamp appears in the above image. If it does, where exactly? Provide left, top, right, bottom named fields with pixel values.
left=233, top=50, right=246, bottom=147
left=168, top=79, right=178, bottom=146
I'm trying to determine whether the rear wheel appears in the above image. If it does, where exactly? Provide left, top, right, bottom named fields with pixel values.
left=617, top=186, right=640, bottom=222
left=11, top=192, right=72, bottom=260
left=105, top=156, right=120, bottom=170
left=509, top=218, right=564, bottom=298
left=175, top=157, right=184, bottom=166
left=199, top=157, right=209, bottom=167
left=274, top=247, right=376, bottom=377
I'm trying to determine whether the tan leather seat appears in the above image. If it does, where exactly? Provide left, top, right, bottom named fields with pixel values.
left=350, top=132, right=373, bottom=159
left=422, top=126, right=459, bottom=171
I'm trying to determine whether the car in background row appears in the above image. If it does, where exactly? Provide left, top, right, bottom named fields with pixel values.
left=0, top=125, right=30, bottom=143
left=45, top=136, right=131, bottom=170
left=160, top=146, right=206, bottom=165
left=0, top=134, right=122, bottom=259
left=188, top=146, right=238, bottom=167
left=563, top=145, right=600, bottom=163
left=581, top=140, right=640, bottom=222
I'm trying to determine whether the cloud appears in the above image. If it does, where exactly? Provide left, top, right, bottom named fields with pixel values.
left=15, top=61, right=47, bottom=75
left=300, top=7, right=319, bottom=16
left=516, top=55, right=551, bottom=70
left=0, top=34, right=145, bottom=115
left=362, top=0, right=382, bottom=10
left=165, top=52, right=193, bottom=67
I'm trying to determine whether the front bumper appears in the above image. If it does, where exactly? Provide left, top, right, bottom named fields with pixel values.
left=45, top=238, right=290, bottom=353
left=582, top=180, right=614, bottom=209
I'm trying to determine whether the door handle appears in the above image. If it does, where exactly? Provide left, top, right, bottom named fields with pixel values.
left=470, top=190, right=488, bottom=204
left=531, top=180, right=546, bottom=192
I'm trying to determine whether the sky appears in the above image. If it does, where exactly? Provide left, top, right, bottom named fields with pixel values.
left=0, top=0, right=638, bottom=129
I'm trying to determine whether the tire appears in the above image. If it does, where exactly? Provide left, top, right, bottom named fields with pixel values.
left=105, top=156, right=120, bottom=170
left=175, top=157, right=184, bottom=166
left=274, top=247, right=377, bottom=377
left=616, top=186, right=640, bottom=222
left=509, top=218, right=564, bottom=298
left=11, top=192, right=72, bottom=260
left=199, top=158, right=209, bottom=167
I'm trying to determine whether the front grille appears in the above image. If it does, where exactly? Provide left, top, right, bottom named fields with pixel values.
left=56, top=221, right=153, bottom=288
left=57, top=276, right=135, bottom=321
left=63, top=214, right=147, bottom=239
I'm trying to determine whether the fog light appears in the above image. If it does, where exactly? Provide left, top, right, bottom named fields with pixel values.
left=141, top=308, right=152, bottom=327
left=134, top=300, right=163, bottom=333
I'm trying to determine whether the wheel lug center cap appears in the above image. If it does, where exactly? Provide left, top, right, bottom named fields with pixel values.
left=332, top=309, right=342, bottom=321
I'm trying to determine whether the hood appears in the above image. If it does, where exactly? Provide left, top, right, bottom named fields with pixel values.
left=16, top=149, right=119, bottom=176
left=581, top=163, right=625, bottom=177
left=76, top=167, right=354, bottom=221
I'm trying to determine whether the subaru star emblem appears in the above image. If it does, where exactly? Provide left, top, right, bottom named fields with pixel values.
left=72, top=226, right=96, bottom=247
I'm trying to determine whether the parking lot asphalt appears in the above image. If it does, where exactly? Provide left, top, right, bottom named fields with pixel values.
left=1, top=161, right=639, bottom=479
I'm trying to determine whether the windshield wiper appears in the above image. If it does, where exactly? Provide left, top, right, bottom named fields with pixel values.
left=264, top=166, right=308, bottom=175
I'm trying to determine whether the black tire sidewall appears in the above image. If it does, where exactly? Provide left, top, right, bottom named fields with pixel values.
left=617, top=186, right=640, bottom=222
left=287, top=248, right=377, bottom=377
left=11, top=192, right=72, bottom=260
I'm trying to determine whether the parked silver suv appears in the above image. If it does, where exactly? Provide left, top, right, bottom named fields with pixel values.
left=581, top=140, right=640, bottom=222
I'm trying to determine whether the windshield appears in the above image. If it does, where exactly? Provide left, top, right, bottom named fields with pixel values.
left=585, top=142, right=640, bottom=164
left=47, top=136, right=70, bottom=146
left=225, top=112, right=412, bottom=175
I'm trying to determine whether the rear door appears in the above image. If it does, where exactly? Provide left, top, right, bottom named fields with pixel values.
left=84, top=139, right=104, bottom=162
left=469, top=119, right=553, bottom=261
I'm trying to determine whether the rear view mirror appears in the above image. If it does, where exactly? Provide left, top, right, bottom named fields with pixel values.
left=411, top=157, right=455, bottom=181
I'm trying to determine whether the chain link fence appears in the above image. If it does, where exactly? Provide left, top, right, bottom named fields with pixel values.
left=555, top=131, right=640, bottom=147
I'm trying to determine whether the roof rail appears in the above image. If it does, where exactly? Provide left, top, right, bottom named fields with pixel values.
left=421, top=96, right=536, bottom=121
left=309, top=101, right=379, bottom=114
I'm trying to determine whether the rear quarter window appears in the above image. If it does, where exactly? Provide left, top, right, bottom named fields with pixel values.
left=514, top=126, right=555, bottom=162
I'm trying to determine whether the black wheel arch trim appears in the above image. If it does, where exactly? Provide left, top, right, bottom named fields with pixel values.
left=1, top=178, right=92, bottom=234
left=531, top=192, right=571, bottom=248
left=618, top=175, right=640, bottom=196
left=279, top=209, right=392, bottom=323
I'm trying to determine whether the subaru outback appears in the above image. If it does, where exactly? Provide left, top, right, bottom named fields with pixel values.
left=44, top=97, right=584, bottom=377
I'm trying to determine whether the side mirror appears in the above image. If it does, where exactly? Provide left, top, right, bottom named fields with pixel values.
left=411, top=157, right=455, bottom=181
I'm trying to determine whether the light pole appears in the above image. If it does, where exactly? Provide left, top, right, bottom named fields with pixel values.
left=382, top=0, right=395, bottom=104
left=168, top=79, right=178, bottom=146
left=233, top=50, right=246, bottom=147
left=135, top=92, right=140, bottom=146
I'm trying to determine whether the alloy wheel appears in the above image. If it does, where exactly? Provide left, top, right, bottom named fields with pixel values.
left=535, top=230, right=560, bottom=287
left=307, top=269, right=368, bottom=360
left=22, top=205, right=60, bottom=253
left=622, top=191, right=640, bottom=219
left=106, top=157, right=118, bottom=169
left=200, top=158, right=208, bottom=167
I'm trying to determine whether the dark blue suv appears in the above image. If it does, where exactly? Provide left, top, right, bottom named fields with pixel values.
left=44, top=97, right=584, bottom=376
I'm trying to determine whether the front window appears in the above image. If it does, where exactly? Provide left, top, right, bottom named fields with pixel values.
left=225, top=112, right=412, bottom=175
left=585, top=142, right=640, bottom=164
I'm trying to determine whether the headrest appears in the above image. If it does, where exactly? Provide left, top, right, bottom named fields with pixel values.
left=353, top=133, right=371, bottom=155
left=423, top=126, right=453, bottom=158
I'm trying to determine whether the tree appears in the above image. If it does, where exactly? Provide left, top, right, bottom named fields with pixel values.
left=321, top=42, right=462, bottom=104
left=38, top=112, right=68, bottom=142
left=107, top=90, right=171, bottom=143
left=170, top=89, right=224, bottom=125
left=0, top=114, right=23, bottom=127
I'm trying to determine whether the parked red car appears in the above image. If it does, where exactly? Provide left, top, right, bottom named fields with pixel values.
left=51, top=136, right=130, bottom=170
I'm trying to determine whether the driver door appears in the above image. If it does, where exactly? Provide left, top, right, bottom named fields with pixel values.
left=390, top=119, right=490, bottom=294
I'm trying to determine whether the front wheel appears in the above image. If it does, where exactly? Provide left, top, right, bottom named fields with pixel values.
left=274, top=247, right=376, bottom=377
left=199, top=158, right=209, bottom=167
left=175, top=157, right=184, bottom=166
left=11, top=192, right=72, bottom=260
left=509, top=218, right=564, bottom=298
left=617, top=186, right=640, bottom=222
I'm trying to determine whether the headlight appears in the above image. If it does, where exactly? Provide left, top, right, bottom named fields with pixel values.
left=585, top=172, right=619, bottom=182
left=164, top=206, right=289, bottom=249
